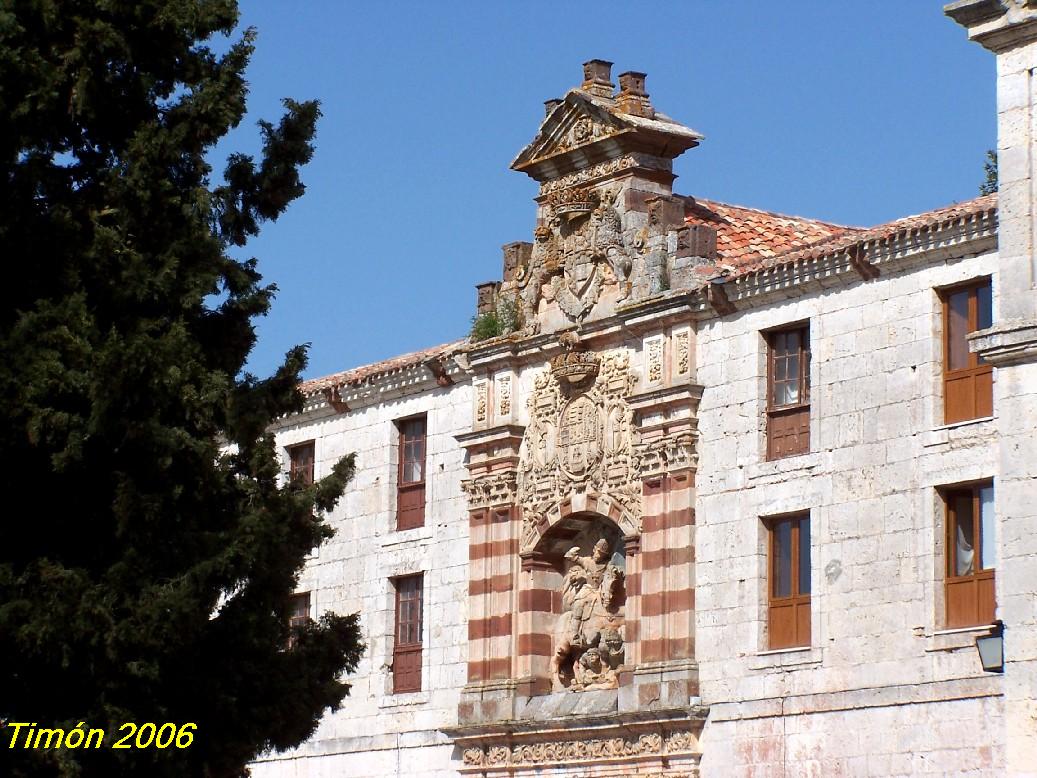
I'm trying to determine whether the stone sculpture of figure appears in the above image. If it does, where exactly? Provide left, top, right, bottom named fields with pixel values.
left=589, top=191, right=631, bottom=297
left=572, top=646, right=618, bottom=691
left=551, top=536, right=626, bottom=690
left=519, top=223, right=556, bottom=332
left=601, top=626, right=625, bottom=669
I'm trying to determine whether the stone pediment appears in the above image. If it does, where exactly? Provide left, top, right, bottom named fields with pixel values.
left=511, top=89, right=703, bottom=183
left=511, top=93, right=629, bottom=176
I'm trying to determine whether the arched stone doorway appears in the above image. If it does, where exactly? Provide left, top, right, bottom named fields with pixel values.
left=519, top=511, right=628, bottom=692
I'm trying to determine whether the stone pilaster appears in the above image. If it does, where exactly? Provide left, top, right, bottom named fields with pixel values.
left=947, top=2, right=1037, bottom=772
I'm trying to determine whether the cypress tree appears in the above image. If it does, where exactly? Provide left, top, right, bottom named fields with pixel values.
left=0, top=2, right=363, bottom=775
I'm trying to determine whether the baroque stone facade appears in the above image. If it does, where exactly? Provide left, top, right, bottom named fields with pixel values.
left=249, top=7, right=1037, bottom=776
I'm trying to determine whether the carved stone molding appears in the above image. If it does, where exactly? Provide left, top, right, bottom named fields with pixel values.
left=635, top=431, right=697, bottom=477
left=518, top=348, right=641, bottom=551
left=459, top=728, right=700, bottom=771
left=462, top=472, right=519, bottom=510
left=515, top=186, right=637, bottom=327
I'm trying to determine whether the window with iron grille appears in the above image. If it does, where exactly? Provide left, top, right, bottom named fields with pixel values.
left=393, top=574, right=423, bottom=693
left=766, top=325, right=810, bottom=460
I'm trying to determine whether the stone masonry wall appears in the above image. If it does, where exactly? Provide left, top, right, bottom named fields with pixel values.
left=249, top=382, right=472, bottom=778
left=695, top=249, right=1005, bottom=776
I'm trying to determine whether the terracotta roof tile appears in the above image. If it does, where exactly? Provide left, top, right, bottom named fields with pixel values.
left=299, top=340, right=464, bottom=397
left=732, top=193, right=997, bottom=277
left=683, top=196, right=860, bottom=269
left=296, top=195, right=997, bottom=399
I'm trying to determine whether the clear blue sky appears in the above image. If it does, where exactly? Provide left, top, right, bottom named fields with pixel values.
left=218, top=1, right=995, bottom=381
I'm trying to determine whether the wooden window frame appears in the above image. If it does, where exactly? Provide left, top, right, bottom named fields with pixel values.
left=765, top=324, right=811, bottom=460
left=287, top=592, right=311, bottom=649
left=940, top=278, right=993, bottom=424
left=396, top=415, right=427, bottom=531
left=288, top=440, right=315, bottom=485
left=766, top=514, right=811, bottom=650
left=392, top=574, right=424, bottom=694
left=944, top=482, right=996, bottom=629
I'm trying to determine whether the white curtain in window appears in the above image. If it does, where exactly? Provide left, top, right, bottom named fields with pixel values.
left=956, top=523, right=975, bottom=576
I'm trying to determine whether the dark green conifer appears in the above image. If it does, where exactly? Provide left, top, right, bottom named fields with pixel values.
left=0, top=2, right=362, bottom=775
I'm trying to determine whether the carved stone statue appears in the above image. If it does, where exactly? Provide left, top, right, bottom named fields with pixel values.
left=552, top=536, right=625, bottom=690
left=573, top=646, right=618, bottom=691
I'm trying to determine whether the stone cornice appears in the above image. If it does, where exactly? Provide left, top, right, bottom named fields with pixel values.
left=276, top=197, right=996, bottom=429
left=968, top=318, right=1037, bottom=365
left=946, top=0, right=1037, bottom=53
left=271, top=358, right=468, bottom=427
left=442, top=705, right=707, bottom=741
left=726, top=207, right=997, bottom=309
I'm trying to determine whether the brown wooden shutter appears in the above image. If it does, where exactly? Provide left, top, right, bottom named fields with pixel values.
left=766, top=326, right=810, bottom=460
left=393, top=574, right=423, bottom=693
left=942, top=280, right=993, bottom=424
left=396, top=416, right=426, bottom=530
left=768, top=515, right=811, bottom=649
left=945, top=483, right=996, bottom=628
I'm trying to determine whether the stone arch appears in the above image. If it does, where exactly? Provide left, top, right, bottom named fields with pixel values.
left=521, top=490, right=639, bottom=555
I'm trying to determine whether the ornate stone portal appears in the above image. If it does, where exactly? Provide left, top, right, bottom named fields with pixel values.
left=518, top=341, right=641, bottom=552
left=514, top=339, right=640, bottom=692
left=450, top=60, right=705, bottom=778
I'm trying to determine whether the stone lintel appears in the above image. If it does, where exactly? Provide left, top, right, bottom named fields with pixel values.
left=968, top=318, right=1037, bottom=365
left=628, top=383, right=704, bottom=415
left=455, top=424, right=526, bottom=448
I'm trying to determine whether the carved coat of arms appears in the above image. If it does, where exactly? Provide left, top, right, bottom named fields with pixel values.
left=517, top=345, right=640, bottom=551
left=518, top=187, right=635, bottom=325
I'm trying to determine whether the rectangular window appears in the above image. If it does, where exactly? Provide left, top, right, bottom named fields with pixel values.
left=288, top=441, right=315, bottom=485
left=766, top=325, right=810, bottom=460
left=767, top=515, right=810, bottom=649
left=945, top=482, right=996, bottom=628
left=287, top=592, right=310, bottom=649
left=396, top=416, right=426, bottom=530
left=393, top=574, right=423, bottom=693
left=941, top=279, right=993, bottom=424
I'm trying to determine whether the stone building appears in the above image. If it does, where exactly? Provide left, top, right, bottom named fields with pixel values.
left=250, top=3, right=1037, bottom=776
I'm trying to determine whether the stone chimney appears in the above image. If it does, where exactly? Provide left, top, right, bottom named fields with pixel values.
left=580, top=59, right=615, bottom=99
left=501, top=242, right=531, bottom=282
left=475, top=281, right=500, bottom=316
left=616, top=71, right=654, bottom=118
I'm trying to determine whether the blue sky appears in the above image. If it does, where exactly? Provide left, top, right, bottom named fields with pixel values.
left=217, top=2, right=995, bottom=381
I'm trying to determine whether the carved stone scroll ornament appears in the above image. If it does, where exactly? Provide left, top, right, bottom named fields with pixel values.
left=517, top=346, right=641, bottom=552
left=635, top=431, right=697, bottom=477
left=461, top=472, right=518, bottom=511
left=459, top=730, right=699, bottom=769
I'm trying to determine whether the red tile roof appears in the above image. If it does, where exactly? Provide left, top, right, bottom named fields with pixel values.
left=731, top=193, right=997, bottom=277
left=296, top=194, right=997, bottom=398
left=299, top=341, right=463, bottom=397
left=684, top=196, right=860, bottom=269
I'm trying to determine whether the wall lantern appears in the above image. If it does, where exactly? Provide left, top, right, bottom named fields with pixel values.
left=975, top=619, right=1004, bottom=673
